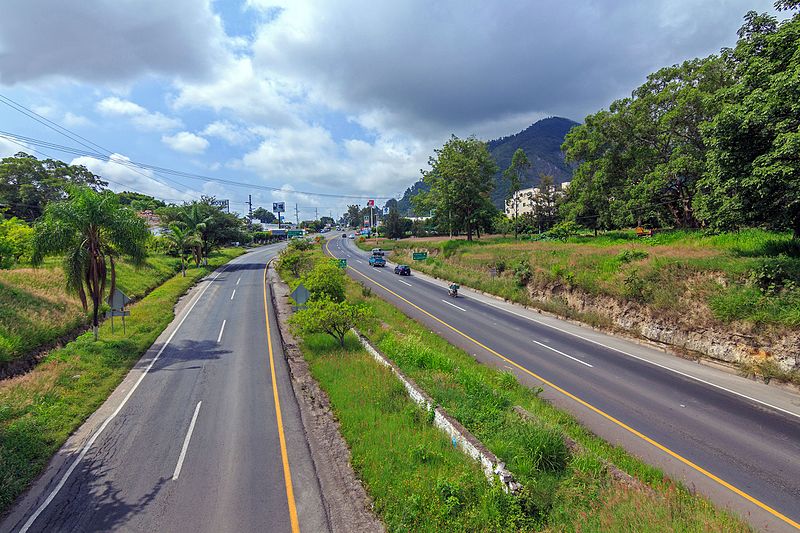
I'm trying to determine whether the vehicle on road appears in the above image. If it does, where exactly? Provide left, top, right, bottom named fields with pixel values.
left=348, top=234, right=355, bottom=239
left=394, top=265, right=411, bottom=276
left=448, top=282, right=459, bottom=297
left=369, top=256, right=386, bottom=267
left=371, top=248, right=385, bottom=256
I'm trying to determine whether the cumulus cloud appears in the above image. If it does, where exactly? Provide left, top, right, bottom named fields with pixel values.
left=0, top=0, right=228, bottom=85
left=202, top=120, right=254, bottom=145
left=71, top=153, right=193, bottom=201
left=97, top=96, right=183, bottom=131
left=162, top=131, right=210, bottom=154
left=0, top=136, right=27, bottom=158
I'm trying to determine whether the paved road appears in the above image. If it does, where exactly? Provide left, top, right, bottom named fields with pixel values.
left=329, top=236, right=800, bottom=532
left=2, top=244, right=328, bottom=533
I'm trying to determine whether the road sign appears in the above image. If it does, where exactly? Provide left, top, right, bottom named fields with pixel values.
left=290, top=283, right=310, bottom=310
left=287, top=229, right=303, bottom=238
left=272, top=202, right=286, bottom=213
left=412, top=252, right=428, bottom=261
left=367, top=199, right=375, bottom=207
left=336, top=258, right=347, bottom=269
left=106, top=289, right=131, bottom=333
left=211, top=199, right=229, bottom=212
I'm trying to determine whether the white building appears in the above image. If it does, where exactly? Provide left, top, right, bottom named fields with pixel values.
left=505, top=187, right=538, bottom=218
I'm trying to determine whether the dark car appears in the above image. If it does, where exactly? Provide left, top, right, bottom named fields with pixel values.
left=369, top=256, right=386, bottom=267
left=394, top=264, right=411, bottom=276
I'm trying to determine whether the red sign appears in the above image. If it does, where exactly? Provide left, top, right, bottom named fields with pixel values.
left=367, top=199, right=375, bottom=207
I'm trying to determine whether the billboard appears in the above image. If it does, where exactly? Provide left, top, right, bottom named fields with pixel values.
left=210, top=199, right=229, bottom=212
left=272, top=202, right=286, bottom=213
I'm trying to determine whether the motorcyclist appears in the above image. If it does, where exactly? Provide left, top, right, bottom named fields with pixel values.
left=448, top=282, right=459, bottom=297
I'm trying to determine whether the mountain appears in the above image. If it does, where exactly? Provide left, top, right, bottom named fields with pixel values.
left=486, top=116, right=578, bottom=207
left=387, top=116, right=578, bottom=214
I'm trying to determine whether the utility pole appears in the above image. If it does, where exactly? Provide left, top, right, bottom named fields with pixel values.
left=247, top=194, right=253, bottom=225
left=295, top=203, right=299, bottom=226
left=315, top=207, right=318, bottom=221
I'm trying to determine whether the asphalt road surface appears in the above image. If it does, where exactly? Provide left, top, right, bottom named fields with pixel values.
left=329, top=235, right=800, bottom=532
left=2, top=243, right=328, bottom=533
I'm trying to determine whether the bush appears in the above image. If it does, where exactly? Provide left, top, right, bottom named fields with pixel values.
left=278, top=249, right=311, bottom=277
left=288, top=238, right=314, bottom=251
left=546, top=221, right=582, bottom=241
left=302, top=260, right=346, bottom=302
left=513, top=258, right=532, bottom=286
left=0, top=217, right=33, bottom=267
left=289, top=298, right=371, bottom=346
left=748, top=254, right=800, bottom=294
left=616, top=249, right=649, bottom=264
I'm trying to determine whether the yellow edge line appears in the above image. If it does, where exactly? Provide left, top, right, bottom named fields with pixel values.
left=326, top=239, right=800, bottom=530
left=263, top=262, right=301, bottom=533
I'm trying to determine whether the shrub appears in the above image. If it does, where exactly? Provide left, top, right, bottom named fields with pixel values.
left=513, top=258, right=532, bottom=286
left=288, top=238, right=314, bottom=251
left=302, top=259, right=346, bottom=302
left=0, top=217, right=33, bottom=267
left=748, top=254, right=800, bottom=294
left=546, top=221, right=582, bottom=241
left=289, top=298, right=371, bottom=346
left=616, top=249, right=649, bottom=264
left=623, top=268, right=651, bottom=301
left=278, top=249, right=311, bottom=277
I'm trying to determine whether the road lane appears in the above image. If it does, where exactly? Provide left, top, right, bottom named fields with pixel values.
left=331, top=236, right=800, bottom=531
left=3, top=243, right=328, bottom=533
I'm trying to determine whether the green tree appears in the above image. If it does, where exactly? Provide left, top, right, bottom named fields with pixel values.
left=0, top=216, right=34, bottom=267
left=503, top=148, right=531, bottom=239
left=416, top=136, right=498, bottom=241
left=289, top=298, right=370, bottom=347
left=159, top=196, right=245, bottom=262
left=0, top=153, right=107, bottom=222
left=302, top=260, right=346, bottom=302
left=117, top=191, right=166, bottom=212
left=32, top=187, right=149, bottom=340
left=384, top=207, right=405, bottom=239
left=698, top=7, right=800, bottom=237
left=164, top=223, right=201, bottom=277
left=345, top=204, right=361, bottom=227
left=252, top=207, right=277, bottom=224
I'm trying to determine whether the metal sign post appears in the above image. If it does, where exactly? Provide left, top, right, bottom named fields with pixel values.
left=106, top=289, right=131, bottom=333
left=290, top=283, right=310, bottom=311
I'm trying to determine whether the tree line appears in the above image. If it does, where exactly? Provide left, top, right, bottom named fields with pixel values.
left=562, top=2, right=800, bottom=238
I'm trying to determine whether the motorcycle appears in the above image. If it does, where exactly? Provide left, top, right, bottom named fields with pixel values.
left=448, top=285, right=459, bottom=298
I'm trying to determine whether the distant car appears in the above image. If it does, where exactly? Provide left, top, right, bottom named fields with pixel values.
left=348, top=234, right=356, bottom=239
left=369, top=256, right=386, bottom=267
left=371, top=248, right=385, bottom=256
left=394, top=264, right=411, bottom=276
left=342, top=233, right=347, bottom=238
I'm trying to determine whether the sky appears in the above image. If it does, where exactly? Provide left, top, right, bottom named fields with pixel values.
left=0, top=0, right=781, bottom=221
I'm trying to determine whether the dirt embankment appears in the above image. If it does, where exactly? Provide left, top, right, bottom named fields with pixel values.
left=530, top=281, right=800, bottom=377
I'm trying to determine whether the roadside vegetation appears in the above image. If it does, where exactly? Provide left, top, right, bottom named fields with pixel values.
left=0, top=247, right=243, bottom=514
left=278, top=249, right=750, bottom=532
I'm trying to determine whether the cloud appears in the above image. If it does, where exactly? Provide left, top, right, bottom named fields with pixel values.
left=63, top=112, right=92, bottom=128
left=0, top=136, right=27, bottom=158
left=250, top=0, right=777, bottom=137
left=201, top=120, right=254, bottom=145
left=162, top=131, right=210, bottom=154
left=71, top=153, right=194, bottom=202
left=97, top=96, right=183, bottom=131
left=0, top=0, right=228, bottom=85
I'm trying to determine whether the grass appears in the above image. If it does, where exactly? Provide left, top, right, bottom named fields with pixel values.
left=282, top=250, right=751, bottom=531
left=0, top=253, right=183, bottom=364
left=367, top=229, right=800, bottom=330
left=0, top=248, right=243, bottom=514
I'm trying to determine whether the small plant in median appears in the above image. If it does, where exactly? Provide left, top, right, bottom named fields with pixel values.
left=289, top=297, right=370, bottom=347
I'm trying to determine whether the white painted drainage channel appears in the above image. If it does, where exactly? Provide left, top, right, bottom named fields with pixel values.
left=353, top=330, right=522, bottom=493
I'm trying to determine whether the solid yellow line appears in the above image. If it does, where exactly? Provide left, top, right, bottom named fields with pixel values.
left=325, top=239, right=800, bottom=530
left=263, top=263, right=301, bottom=533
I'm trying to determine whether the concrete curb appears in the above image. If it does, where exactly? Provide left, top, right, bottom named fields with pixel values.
left=353, top=329, right=522, bottom=494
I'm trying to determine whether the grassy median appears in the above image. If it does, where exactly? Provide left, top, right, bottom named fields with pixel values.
left=281, top=249, right=750, bottom=532
left=0, top=248, right=243, bottom=514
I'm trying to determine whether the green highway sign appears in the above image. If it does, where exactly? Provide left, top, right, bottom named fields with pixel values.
left=412, top=251, right=428, bottom=261
left=287, top=230, right=303, bottom=238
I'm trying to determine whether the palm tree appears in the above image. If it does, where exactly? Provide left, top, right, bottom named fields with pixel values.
left=32, top=187, right=149, bottom=340
left=178, top=204, right=213, bottom=265
left=164, top=223, right=200, bottom=276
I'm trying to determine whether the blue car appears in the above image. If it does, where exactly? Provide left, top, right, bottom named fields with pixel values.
left=369, top=255, right=386, bottom=267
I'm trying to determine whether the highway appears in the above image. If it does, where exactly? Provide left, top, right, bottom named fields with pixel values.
left=1, top=243, right=328, bottom=533
left=329, top=235, right=800, bottom=532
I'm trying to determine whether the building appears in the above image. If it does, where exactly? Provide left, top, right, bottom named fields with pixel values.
left=504, top=183, right=570, bottom=219
left=137, top=210, right=163, bottom=236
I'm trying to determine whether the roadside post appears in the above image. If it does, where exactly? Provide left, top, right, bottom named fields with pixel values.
left=106, top=288, right=131, bottom=334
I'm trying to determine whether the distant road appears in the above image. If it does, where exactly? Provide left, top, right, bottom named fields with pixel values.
left=2, top=243, right=329, bottom=533
left=329, top=236, right=800, bottom=532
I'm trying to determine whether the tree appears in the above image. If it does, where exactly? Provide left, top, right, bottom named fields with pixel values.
left=0, top=216, right=33, bottom=267
left=698, top=7, right=800, bottom=237
left=302, top=260, right=346, bottom=302
left=384, top=207, right=404, bottom=239
left=345, top=205, right=361, bottom=227
left=531, top=174, right=559, bottom=233
left=320, top=216, right=335, bottom=228
left=416, top=136, right=498, bottom=241
left=252, top=207, right=276, bottom=224
left=0, top=153, right=107, bottom=222
left=32, top=187, right=149, bottom=340
left=117, top=191, right=166, bottom=212
left=159, top=197, right=245, bottom=262
left=164, top=224, right=201, bottom=277
left=289, top=298, right=370, bottom=347
left=503, top=148, right=531, bottom=239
